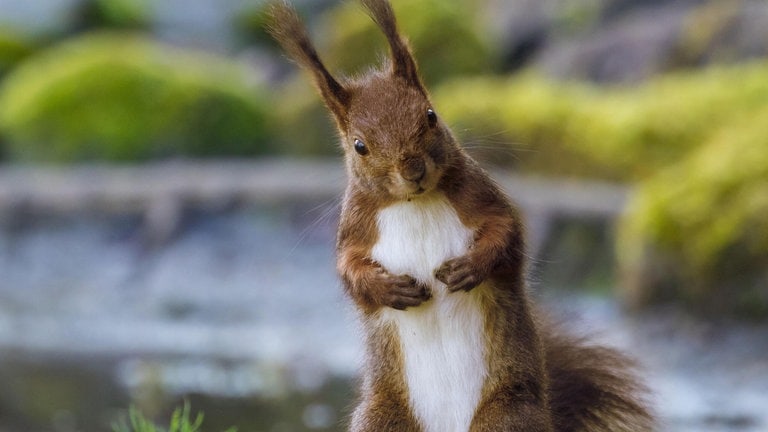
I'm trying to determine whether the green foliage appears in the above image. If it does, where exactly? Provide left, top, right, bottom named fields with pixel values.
left=0, top=28, right=35, bottom=77
left=270, top=78, right=342, bottom=157
left=112, top=403, right=236, bottom=432
left=319, top=0, right=495, bottom=86
left=74, top=0, right=152, bottom=30
left=0, top=32, right=275, bottom=162
left=434, top=74, right=598, bottom=173
left=618, top=109, right=768, bottom=318
left=233, top=2, right=280, bottom=50
left=432, top=61, right=768, bottom=180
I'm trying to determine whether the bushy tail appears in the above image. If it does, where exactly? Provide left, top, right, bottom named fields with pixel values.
left=543, top=330, right=654, bottom=432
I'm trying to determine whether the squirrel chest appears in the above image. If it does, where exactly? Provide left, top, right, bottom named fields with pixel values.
left=371, top=194, right=488, bottom=432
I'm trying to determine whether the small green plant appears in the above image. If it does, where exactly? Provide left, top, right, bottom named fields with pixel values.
left=112, top=402, right=236, bottom=432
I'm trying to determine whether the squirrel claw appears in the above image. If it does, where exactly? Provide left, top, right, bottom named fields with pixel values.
left=376, top=270, right=431, bottom=310
left=435, top=257, right=483, bottom=293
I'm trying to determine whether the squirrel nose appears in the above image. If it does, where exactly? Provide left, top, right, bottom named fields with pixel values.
left=401, top=157, right=426, bottom=183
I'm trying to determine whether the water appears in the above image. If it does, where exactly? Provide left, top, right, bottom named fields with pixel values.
left=0, top=204, right=767, bottom=431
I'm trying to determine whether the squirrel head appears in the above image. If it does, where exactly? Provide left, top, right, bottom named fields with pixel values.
left=268, top=0, right=460, bottom=201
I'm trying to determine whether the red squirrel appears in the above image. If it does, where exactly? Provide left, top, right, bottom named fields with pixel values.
left=268, top=1, right=653, bottom=430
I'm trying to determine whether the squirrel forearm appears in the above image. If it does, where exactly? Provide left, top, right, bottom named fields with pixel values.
left=338, top=246, right=431, bottom=313
left=338, top=247, right=378, bottom=309
left=470, top=212, right=523, bottom=277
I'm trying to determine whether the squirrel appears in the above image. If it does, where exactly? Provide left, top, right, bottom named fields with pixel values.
left=268, top=1, right=654, bottom=431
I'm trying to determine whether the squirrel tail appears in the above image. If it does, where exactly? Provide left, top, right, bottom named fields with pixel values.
left=543, top=329, right=655, bottom=432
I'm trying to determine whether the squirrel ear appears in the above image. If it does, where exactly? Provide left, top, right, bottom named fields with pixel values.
left=268, top=1, right=350, bottom=126
left=360, top=0, right=425, bottom=91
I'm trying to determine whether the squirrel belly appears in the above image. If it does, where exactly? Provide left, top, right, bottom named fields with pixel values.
left=371, top=194, right=488, bottom=432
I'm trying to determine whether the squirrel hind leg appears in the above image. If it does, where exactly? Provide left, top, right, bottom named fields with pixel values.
left=543, top=330, right=655, bottom=432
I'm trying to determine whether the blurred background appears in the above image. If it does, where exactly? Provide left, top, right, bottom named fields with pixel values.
left=0, top=0, right=767, bottom=431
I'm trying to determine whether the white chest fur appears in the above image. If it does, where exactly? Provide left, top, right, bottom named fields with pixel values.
left=371, top=194, right=487, bottom=432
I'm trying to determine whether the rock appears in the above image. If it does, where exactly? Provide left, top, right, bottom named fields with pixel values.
left=480, top=0, right=553, bottom=71
left=670, top=0, right=768, bottom=67
left=487, top=0, right=768, bottom=83
left=535, top=4, right=689, bottom=83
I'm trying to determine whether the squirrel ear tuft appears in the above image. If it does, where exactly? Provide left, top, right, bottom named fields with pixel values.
left=360, top=0, right=426, bottom=92
left=268, top=1, right=350, bottom=125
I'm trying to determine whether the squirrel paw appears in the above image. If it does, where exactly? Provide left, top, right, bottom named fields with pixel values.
left=435, top=256, right=483, bottom=293
left=373, top=267, right=432, bottom=310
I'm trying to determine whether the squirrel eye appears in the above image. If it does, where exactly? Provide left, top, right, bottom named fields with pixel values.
left=353, top=138, right=369, bottom=156
left=427, top=108, right=438, bottom=128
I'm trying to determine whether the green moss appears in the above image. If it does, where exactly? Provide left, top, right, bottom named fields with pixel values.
left=434, top=75, right=601, bottom=174
left=74, top=0, right=152, bottom=30
left=618, top=109, right=768, bottom=318
left=0, top=28, right=35, bottom=77
left=0, top=32, right=275, bottom=162
left=432, top=61, right=768, bottom=180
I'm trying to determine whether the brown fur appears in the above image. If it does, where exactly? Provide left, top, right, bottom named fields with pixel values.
left=543, top=328, right=654, bottom=432
left=268, top=1, right=654, bottom=430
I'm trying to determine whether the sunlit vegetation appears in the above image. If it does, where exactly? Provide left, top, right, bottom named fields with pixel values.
left=112, top=403, right=236, bottom=432
left=0, top=32, right=275, bottom=162
left=433, top=61, right=768, bottom=180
